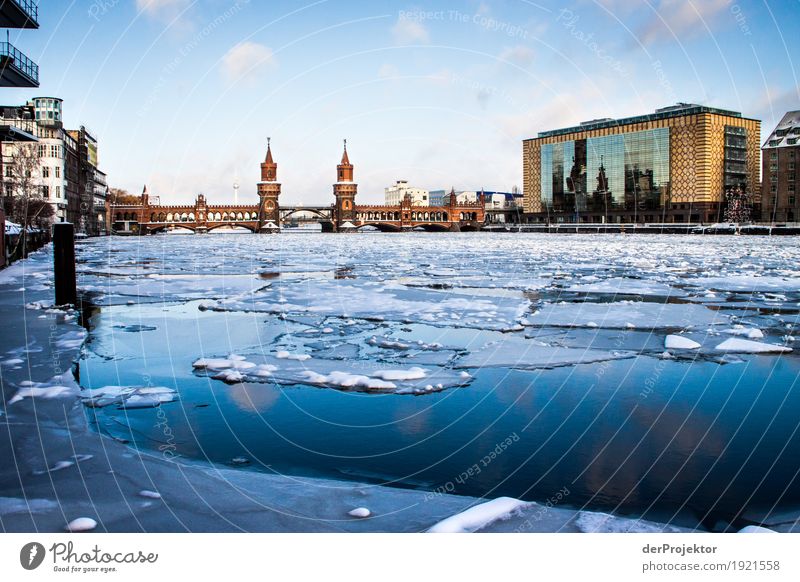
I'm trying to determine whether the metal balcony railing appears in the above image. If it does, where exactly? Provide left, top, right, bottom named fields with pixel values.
left=10, top=0, right=38, bottom=22
left=0, top=41, right=39, bottom=85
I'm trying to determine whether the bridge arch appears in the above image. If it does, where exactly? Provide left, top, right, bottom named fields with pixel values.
left=356, top=222, right=401, bottom=232
left=206, top=223, right=257, bottom=233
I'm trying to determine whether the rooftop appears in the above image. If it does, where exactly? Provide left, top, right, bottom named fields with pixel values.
left=763, top=110, right=800, bottom=149
left=530, top=103, right=753, bottom=140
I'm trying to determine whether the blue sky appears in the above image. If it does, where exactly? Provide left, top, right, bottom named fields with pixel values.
left=5, top=0, right=799, bottom=205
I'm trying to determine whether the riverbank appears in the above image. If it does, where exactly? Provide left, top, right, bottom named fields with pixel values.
left=1, top=243, right=793, bottom=533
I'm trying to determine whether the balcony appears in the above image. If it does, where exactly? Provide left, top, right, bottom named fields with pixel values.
left=0, top=0, right=38, bottom=29
left=0, top=105, right=37, bottom=142
left=0, top=41, right=38, bottom=87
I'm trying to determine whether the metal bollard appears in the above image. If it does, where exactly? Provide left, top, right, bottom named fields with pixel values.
left=53, top=222, right=77, bottom=306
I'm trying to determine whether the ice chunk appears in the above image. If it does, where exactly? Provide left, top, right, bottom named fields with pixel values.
left=714, top=338, right=792, bottom=353
left=348, top=507, right=371, bottom=518
left=139, top=490, right=162, bottom=499
left=65, top=517, right=97, bottom=532
left=738, top=525, right=777, bottom=533
left=275, top=351, right=311, bottom=361
left=372, top=367, right=427, bottom=381
left=80, top=385, right=178, bottom=408
left=428, top=497, right=531, bottom=533
left=664, top=335, right=701, bottom=350
left=721, top=326, right=764, bottom=339
left=300, top=370, right=397, bottom=391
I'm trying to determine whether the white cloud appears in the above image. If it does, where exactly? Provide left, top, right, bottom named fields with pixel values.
left=136, top=0, right=190, bottom=20
left=499, top=45, right=535, bottom=65
left=638, top=0, right=730, bottom=46
left=392, top=17, right=430, bottom=45
left=221, top=42, right=276, bottom=82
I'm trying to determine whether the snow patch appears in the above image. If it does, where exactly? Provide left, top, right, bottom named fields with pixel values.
left=428, top=497, right=531, bottom=533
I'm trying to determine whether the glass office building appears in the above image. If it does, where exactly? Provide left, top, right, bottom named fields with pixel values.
left=523, top=104, right=761, bottom=223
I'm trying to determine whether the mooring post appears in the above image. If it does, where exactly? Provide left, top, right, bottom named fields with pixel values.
left=53, top=222, right=77, bottom=306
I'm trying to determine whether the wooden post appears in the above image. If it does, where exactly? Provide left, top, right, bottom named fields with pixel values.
left=53, top=222, right=77, bottom=306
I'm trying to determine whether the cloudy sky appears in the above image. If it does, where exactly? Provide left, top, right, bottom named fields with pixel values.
left=5, top=0, right=798, bottom=204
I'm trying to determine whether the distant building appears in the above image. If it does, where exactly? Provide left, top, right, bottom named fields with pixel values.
left=428, top=189, right=446, bottom=206
left=762, top=111, right=800, bottom=223
left=384, top=180, right=428, bottom=206
left=523, top=103, right=761, bottom=224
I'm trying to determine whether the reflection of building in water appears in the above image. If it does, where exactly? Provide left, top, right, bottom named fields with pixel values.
left=523, top=103, right=761, bottom=224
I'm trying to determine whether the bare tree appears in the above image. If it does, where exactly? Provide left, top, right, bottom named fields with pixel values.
left=7, top=142, right=45, bottom=227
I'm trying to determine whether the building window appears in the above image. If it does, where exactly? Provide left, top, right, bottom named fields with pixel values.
left=771, top=184, right=777, bottom=193
left=42, top=166, right=50, bottom=178
left=38, top=144, right=46, bottom=157
left=790, top=196, right=796, bottom=206
left=789, top=173, right=796, bottom=182
left=56, top=185, right=61, bottom=197
left=55, top=166, right=60, bottom=178
left=50, top=145, right=59, bottom=158
left=790, top=184, right=796, bottom=193
left=42, top=185, right=49, bottom=198
left=770, top=152, right=778, bottom=161
left=4, top=166, right=12, bottom=178
left=790, top=162, right=796, bottom=171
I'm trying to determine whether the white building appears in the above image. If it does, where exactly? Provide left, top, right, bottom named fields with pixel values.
left=33, top=97, right=69, bottom=222
left=384, top=180, right=429, bottom=206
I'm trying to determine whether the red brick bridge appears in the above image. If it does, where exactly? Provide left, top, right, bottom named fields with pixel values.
left=109, top=141, right=485, bottom=233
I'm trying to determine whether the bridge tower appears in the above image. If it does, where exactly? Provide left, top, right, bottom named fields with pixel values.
left=257, top=138, right=281, bottom=229
left=333, top=139, right=357, bottom=229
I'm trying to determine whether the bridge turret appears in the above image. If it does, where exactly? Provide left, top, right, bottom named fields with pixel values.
left=257, top=137, right=281, bottom=229
left=333, top=139, right=357, bottom=230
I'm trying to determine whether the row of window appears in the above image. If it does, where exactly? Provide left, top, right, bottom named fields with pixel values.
left=41, top=165, right=61, bottom=178
left=38, top=144, right=63, bottom=159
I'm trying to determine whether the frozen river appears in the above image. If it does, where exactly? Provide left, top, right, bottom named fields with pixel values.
left=74, top=232, right=800, bottom=529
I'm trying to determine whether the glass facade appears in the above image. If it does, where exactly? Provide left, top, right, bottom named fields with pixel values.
left=541, top=128, right=670, bottom=214
left=724, top=125, right=747, bottom=190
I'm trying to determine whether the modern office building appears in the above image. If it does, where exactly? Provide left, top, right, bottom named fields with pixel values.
left=384, top=180, right=428, bottom=206
left=761, top=110, right=800, bottom=223
left=522, top=103, right=761, bottom=224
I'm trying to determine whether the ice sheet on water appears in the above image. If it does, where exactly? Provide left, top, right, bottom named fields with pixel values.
left=528, top=301, right=726, bottom=330
left=688, top=276, right=800, bottom=293
left=563, top=277, right=680, bottom=297
left=206, top=279, right=529, bottom=331
left=455, top=336, right=635, bottom=369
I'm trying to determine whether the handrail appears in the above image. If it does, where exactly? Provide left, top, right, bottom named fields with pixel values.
left=0, top=41, right=39, bottom=84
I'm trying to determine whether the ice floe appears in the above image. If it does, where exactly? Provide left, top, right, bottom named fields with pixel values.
left=80, top=385, right=178, bottom=408
left=714, top=338, right=792, bottom=353
left=664, top=335, right=701, bottom=350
